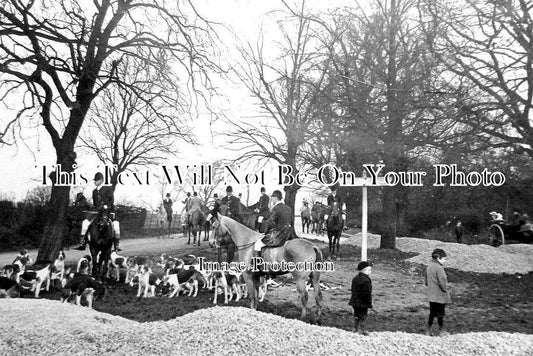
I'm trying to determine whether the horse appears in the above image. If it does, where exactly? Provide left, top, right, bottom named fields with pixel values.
left=188, top=209, right=205, bottom=246
left=326, top=203, right=344, bottom=259
left=157, top=204, right=170, bottom=238
left=300, top=203, right=311, bottom=234
left=311, top=203, right=326, bottom=236
left=213, top=214, right=323, bottom=323
left=87, top=210, right=114, bottom=282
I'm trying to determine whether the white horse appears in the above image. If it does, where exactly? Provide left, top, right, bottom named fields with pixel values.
left=157, top=204, right=169, bottom=238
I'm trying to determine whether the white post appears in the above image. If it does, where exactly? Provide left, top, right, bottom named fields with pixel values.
left=361, top=170, right=368, bottom=262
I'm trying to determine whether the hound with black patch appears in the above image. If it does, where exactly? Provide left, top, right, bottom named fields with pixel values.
left=159, top=268, right=205, bottom=298
left=19, top=264, right=51, bottom=298
left=135, top=265, right=162, bottom=298
left=61, top=275, right=105, bottom=308
left=50, top=250, right=66, bottom=286
left=76, top=255, right=93, bottom=275
left=0, top=276, right=20, bottom=298
left=107, top=250, right=128, bottom=281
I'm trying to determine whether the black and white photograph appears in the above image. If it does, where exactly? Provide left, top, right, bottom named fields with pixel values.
left=0, top=0, right=532, bottom=355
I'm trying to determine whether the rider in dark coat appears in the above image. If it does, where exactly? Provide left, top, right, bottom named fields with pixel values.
left=326, top=185, right=346, bottom=228
left=76, top=172, right=121, bottom=251
left=253, top=190, right=293, bottom=257
left=220, top=186, right=242, bottom=223
left=254, top=187, right=270, bottom=229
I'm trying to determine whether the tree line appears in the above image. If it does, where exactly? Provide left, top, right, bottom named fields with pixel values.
left=0, top=0, right=530, bottom=262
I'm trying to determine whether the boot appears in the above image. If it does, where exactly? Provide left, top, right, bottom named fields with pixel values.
left=74, top=235, right=87, bottom=251
left=114, top=237, right=122, bottom=252
left=425, top=326, right=433, bottom=336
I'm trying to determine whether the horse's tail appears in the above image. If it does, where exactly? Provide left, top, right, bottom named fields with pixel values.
left=312, top=245, right=323, bottom=264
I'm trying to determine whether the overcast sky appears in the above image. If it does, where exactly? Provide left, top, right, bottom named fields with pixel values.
left=0, top=0, right=344, bottom=210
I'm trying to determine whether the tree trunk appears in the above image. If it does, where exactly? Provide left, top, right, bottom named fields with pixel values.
left=381, top=185, right=397, bottom=249
left=284, top=183, right=299, bottom=227
left=36, top=149, right=76, bottom=264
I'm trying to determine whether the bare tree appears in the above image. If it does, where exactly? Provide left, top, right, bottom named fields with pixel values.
left=80, top=57, right=195, bottom=190
left=303, top=0, right=464, bottom=248
left=0, top=0, right=219, bottom=263
left=228, top=1, right=331, bottom=219
left=419, top=0, right=533, bottom=156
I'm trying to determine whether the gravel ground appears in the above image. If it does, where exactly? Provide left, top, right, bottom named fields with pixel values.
left=336, top=233, right=533, bottom=274
left=1, top=299, right=532, bottom=356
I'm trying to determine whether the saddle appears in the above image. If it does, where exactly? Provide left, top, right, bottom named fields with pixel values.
left=261, top=226, right=297, bottom=248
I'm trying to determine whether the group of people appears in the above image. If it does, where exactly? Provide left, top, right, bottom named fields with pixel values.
left=349, top=248, right=452, bottom=337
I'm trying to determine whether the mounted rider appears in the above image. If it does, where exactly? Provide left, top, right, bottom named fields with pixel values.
left=325, top=185, right=346, bottom=225
left=75, top=172, right=121, bottom=251
left=162, top=193, right=173, bottom=227
left=221, top=186, right=242, bottom=223
left=253, top=190, right=294, bottom=259
left=254, top=187, right=270, bottom=229
left=186, top=191, right=203, bottom=224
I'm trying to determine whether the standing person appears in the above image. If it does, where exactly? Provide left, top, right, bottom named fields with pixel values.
left=75, top=172, right=121, bottom=251
left=425, top=248, right=451, bottom=336
left=254, top=187, right=270, bottom=230
left=453, top=220, right=464, bottom=244
left=348, top=261, right=374, bottom=336
left=163, top=193, right=173, bottom=228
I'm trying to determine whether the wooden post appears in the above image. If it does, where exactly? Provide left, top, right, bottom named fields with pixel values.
left=362, top=170, right=368, bottom=262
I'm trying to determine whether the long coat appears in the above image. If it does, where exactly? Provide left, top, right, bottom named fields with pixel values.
left=349, top=272, right=373, bottom=308
left=257, top=194, right=270, bottom=217
left=221, top=195, right=241, bottom=220
left=327, top=193, right=343, bottom=211
left=265, top=202, right=292, bottom=232
left=92, top=186, right=114, bottom=212
left=425, top=259, right=452, bottom=304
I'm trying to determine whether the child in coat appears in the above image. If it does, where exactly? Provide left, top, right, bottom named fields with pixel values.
left=349, top=261, right=373, bottom=336
left=425, top=248, right=452, bottom=336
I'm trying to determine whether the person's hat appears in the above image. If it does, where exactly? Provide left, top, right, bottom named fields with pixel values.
left=329, top=185, right=337, bottom=191
left=166, top=193, right=171, bottom=197
left=214, top=193, right=218, bottom=198
left=357, top=261, right=372, bottom=271
left=432, top=248, right=447, bottom=258
left=226, top=186, right=233, bottom=193
left=94, top=172, right=104, bottom=181
left=271, top=190, right=283, bottom=200
left=260, top=187, right=266, bottom=192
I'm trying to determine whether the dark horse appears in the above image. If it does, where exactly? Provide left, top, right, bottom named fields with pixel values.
left=300, top=202, right=311, bottom=234
left=213, top=214, right=323, bottom=322
left=87, top=210, right=114, bottom=281
left=326, top=203, right=344, bottom=259
left=311, top=202, right=326, bottom=236
left=188, top=209, right=206, bottom=246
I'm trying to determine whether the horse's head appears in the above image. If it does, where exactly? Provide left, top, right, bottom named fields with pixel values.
left=219, top=203, right=229, bottom=216
left=213, top=214, right=232, bottom=246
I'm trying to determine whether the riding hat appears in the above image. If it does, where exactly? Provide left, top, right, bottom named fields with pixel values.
left=260, top=187, right=266, bottom=192
left=214, top=193, right=218, bottom=198
left=357, top=261, right=372, bottom=270
left=226, top=186, right=233, bottom=193
left=94, top=172, right=104, bottom=181
left=431, top=248, right=447, bottom=259
left=271, top=190, right=283, bottom=200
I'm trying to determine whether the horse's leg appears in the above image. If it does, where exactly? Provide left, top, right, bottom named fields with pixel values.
left=335, top=231, right=341, bottom=257
left=244, top=272, right=259, bottom=309
left=310, top=271, right=323, bottom=324
left=327, top=232, right=333, bottom=259
left=187, top=225, right=191, bottom=244
left=295, top=277, right=309, bottom=320
left=197, top=225, right=201, bottom=246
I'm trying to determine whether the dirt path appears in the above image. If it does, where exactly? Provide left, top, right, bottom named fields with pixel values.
left=0, top=233, right=195, bottom=267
